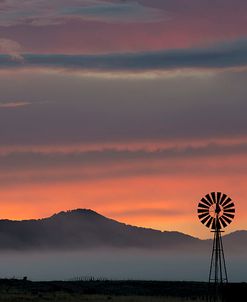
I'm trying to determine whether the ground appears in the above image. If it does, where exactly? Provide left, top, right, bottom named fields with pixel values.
left=0, top=279, right=244, bottom=301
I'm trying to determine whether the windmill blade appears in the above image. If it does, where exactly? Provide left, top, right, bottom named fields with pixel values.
left=223, top=212, right=234, bottom=219
left=198, top=208, right=208, bottom=213
left=198, top=212, right=210, bottom=219
left=211, top=192, right=217, bottom=203
left=219, top=193, right=227, bottom=205
left=198, top=202, right=209, bottom=209
left=216, top=219, right=222, bottom=229
left=219, top=216, right=228, bottom=228
left=201, top=215, right=211, bottom=225
left=223, top=202, right=235, bottom=210
left=211, top=218, right=221, bottom=230
left=216, top=192, right=222, bottom=204
left=205, top=216, right=214, bottom=228
left=211, top=218, right=217, bottom=230
left=205, top=194, right=214, bottom=205
left=221, top=215, right=232, bottom=225
left=221, top=197, right=232, bottom=207
left=200, top=197, right=212, bottom=207
left=224, top=208, right=235, bottom=213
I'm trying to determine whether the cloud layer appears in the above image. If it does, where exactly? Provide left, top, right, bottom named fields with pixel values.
left=1, top=39, right=247, bottom=72
left=0, top=0, right=247, bottom=54
left=0, top=67, right=246, bottom=145
left=0, top=0, right=165, bottom=26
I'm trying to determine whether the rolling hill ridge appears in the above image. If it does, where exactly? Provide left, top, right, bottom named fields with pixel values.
left=0, top=209, right=244, bottom=251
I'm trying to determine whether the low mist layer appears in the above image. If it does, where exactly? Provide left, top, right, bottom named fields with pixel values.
left=0, top=248, right=245, bottom=282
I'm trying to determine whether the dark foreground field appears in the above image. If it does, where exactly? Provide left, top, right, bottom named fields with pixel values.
left=0, top=279, right=245, bottom=302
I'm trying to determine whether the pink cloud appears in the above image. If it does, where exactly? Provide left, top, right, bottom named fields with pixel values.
left=0, top=101, right=31, bottom=108
left=0, top=1, right=246, bottom=54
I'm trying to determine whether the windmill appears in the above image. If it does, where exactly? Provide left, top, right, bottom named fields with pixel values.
left=197, top=192, right=235, bottom=286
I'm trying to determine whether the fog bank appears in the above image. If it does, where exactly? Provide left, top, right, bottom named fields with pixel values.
left=0, top=249, right=245, bottom=282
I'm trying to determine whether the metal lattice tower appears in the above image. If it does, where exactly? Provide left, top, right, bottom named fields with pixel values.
left=197, top=192, right=235, bottom=285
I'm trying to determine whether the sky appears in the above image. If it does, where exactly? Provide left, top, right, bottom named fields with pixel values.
left=0, top=0, right=247, bottom=239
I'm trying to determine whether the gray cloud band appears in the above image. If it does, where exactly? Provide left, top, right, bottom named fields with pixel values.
left=0, top=142, right=247, bottom=171
left=0, top=142, right=246, bottom=187
left=1, top=39, right=247, bottom=71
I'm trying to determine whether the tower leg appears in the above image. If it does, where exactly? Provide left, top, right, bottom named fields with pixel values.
left=208, top=230, right=228, bottom=302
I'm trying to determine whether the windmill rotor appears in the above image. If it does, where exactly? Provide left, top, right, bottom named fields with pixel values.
left=197, top=192, right=235, bottom=230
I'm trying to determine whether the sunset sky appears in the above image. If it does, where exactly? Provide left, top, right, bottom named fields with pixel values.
left=0, top=0, right=247, bottom=239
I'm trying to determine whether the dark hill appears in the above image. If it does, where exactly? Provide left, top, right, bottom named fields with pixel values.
left=0, top=209, right=244, bottom=251
left=0, top=209, right=199, bottom=250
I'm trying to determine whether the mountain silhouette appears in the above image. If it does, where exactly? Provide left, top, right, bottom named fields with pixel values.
left=0, top=209, right=243, bottom=251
